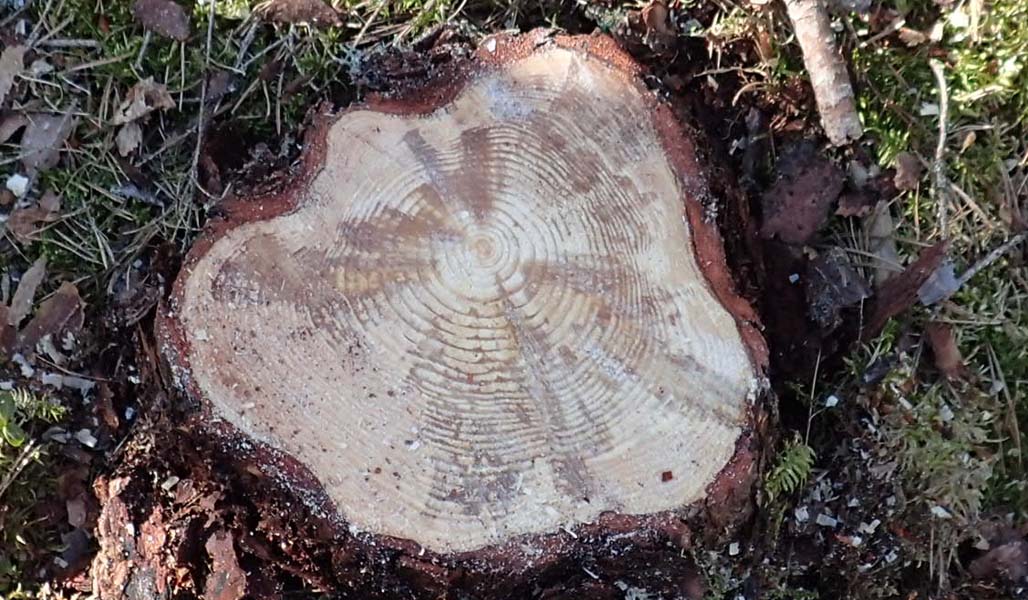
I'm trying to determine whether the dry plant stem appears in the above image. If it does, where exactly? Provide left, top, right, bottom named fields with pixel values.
left=783, top=0, right=863, bottom=145
left=958, top=230, right=1028, bottom=288
left=0, top=439, right=39, bottom=501
left=929, top=59, right=950, bottom=237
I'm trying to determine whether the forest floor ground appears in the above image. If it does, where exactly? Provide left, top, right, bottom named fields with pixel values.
left=0, top=0, right=1026, bottom=598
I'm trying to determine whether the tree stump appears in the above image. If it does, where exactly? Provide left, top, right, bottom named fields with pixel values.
left=158, top=31, right=767, bottom=597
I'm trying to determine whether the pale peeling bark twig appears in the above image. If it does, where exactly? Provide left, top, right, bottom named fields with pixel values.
left=783, top=0, right=863, bottom=145
left=929, top=59, right=951, bottom=238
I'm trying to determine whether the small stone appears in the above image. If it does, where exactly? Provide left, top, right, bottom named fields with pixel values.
left=161, top=475, right=180, bottom=491
left=816, top=513, right=838, bottom=528
left=728, top=542, right=740, bottom=556
left=930, top=505, right=952, bottom=519
left=794, top=506, right=810, bottom=523
left=824, top=394, right=839, bottom=408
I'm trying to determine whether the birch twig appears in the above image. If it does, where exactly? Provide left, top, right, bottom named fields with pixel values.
left=783, top=0, right=863, bottom=145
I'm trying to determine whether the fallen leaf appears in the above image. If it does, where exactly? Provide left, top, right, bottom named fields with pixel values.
left=863, top=241, right=948, bottom=340
left=893, top=151, right=923, bottom=191
left=806, top=247, right=871, bottom=329
left=864, top=201, right=903, bottom=286
left=17, top=281, right=84, bottom=354
left=204, top=531, right=247, bottom=600
left=21, top=111, right=78, bottom=172
left=640, top=0, right=676, bottom=52
left=254, top=0, right=342, bottom=27
left=0, top=45, right=26, bottom=105
left=898, top=27, right=929, bottom=46
left=115, top=122, right=143, bottom=156
left=111, top=78, right=175, bottom=125
left=8, top=256, right=47, bottom=327
left=924, top=321, right=965, bottom=380
left=969, top=539, right=1028, bottom=582
left=132, top=0, right=191, bottom=41
left=8, top=190, right=61, bottom=242
left=0, top=112, right=29, bottom=143
left=760, top=143, right=845, bottom=245
left=0, top=306, right=14, bottom=358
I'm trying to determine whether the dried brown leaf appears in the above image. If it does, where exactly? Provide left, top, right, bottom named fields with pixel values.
left=8, top=191, right=61, bottom=242
left=0, top=45, right=26, bottom=106
left=0, top=306, right=13, bottom=358
left=760, top=143, right=845, bottom=245
left=115, top=122, right=143, bottom=156
left=21, top=112, right=78, bottom=172
left=111, top=78, right=175, bottom=126
left=893, top=151, right=923, bottom=191
left=0, top=112, right=28, bottom=143
left=924, top=321, right=965, bottom=380
left=898, top=27, right=930, bottom=46
left=17, top=281, right=84, bottom=354
left=204, top=531, right=247, bottom=600
left=8, top=256, right=47, bottom=327
left=864, top=201, right=902, bottom=286
left=132, top=0, right=191, bottom=41
left=254, top=0, right=342, bottom=27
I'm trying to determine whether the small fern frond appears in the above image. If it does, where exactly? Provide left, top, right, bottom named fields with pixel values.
left=765, top=434, right=816, bottom=503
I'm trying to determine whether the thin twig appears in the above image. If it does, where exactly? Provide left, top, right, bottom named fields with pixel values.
left=957, top=230, right=1028, bottom=288
left=190, top=0, right=217, bottom=196
left=0, top=439, right=40, bottom=502
left=134, top=30, right=152, bottom=72
left=929, top=59, right=950, bottom=238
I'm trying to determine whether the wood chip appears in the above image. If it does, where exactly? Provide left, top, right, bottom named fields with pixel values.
left=863, top=241, right=948, bottom=339
left=204, top=531, right=247, bottom=600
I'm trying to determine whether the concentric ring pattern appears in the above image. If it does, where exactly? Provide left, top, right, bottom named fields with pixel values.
left=177, top=47, right=757, bottom=553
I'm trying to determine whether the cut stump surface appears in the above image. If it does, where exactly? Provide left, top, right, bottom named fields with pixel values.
left=160, top=31, right=765, bottom=567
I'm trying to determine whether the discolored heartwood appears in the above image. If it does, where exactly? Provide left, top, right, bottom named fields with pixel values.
left=159, top=30, right=768, bottom=596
